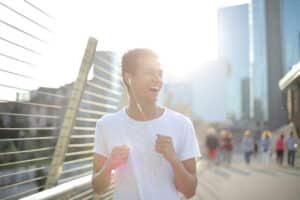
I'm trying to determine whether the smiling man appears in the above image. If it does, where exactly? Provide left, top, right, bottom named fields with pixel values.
left=92, top=48, right=200, bottom=200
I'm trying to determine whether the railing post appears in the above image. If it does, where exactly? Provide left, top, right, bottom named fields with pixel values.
left=45, top=37, right=98, bottom=189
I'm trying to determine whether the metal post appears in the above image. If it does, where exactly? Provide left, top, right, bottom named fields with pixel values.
left=45, top=37, right=98, bottom=188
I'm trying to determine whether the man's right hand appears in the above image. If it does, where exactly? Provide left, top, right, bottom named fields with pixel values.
left=92, top=145, right=130, bottom=194
left=109, top=145, right=130, bottom=169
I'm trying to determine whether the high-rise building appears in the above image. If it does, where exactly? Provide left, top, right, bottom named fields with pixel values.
left=190, top=60, right=228, bottom=122
left=218, top=4, right=250, bottom=120
left=281, top=0, right=300, bottom=73
left=160, top=60, right=228, bottom=122
left=241, top=78, right=250, bottom=120
left=250, top=0, right=287, bottom=130
left=91, top=51, right=122, bottom=107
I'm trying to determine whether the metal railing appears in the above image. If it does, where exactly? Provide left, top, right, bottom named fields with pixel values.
left=0, top=1, right=123, bottom=199
left=20, top=175, right=115, bottom=200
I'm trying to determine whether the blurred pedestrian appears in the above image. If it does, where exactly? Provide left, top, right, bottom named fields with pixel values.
left=275, top=133, right=285, bottom=166
left=253, top=142, right=258, bottom=158
left=286, top=132, right=298, bottom=167
left=261, top=130, right=272, bottom=166
left=242, top=130, right=254, bottom=165
left=223, top=131, right=233, bottom=166
left=205, top=128, right=219, bottom=166
left=217, top=130, right=226, bottom=165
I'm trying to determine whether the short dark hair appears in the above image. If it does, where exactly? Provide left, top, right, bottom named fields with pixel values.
left=121, top=48, right=158, bottom=74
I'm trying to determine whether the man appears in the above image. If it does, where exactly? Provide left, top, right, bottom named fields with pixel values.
left=205, top=128, right=218, bottom=166
left=92, top=49, right=200, bottom=199
left=286, top=132, right=298, bottom=167
left=242, top=130, right=254, bottom=165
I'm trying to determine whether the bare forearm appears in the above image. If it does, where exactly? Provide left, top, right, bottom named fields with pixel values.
left=92, top=162, right=113, bottom=194
left=170, top=158, right=197, bottom=198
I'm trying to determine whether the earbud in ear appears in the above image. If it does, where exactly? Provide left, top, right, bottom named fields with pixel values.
left=128, top=78, right=131, bottom=85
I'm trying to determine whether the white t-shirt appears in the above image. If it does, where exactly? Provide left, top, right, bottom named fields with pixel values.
left=93, top=108, right=201, bottom=200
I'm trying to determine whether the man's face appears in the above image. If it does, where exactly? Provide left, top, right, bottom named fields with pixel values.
left=129, top=57, right=163, bottom=103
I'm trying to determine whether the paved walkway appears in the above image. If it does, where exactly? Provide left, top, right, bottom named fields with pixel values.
left=189, top=157, right=300, bottom=200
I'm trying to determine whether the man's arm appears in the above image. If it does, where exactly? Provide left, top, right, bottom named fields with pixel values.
left=155, top=135, right=198, bottom=198
left=170, top=158, right=198, bottom=199
left=92, top=153, right=112, bottom=194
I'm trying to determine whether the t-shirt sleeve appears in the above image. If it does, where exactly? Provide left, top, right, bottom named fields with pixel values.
left=93, top=119, right=109, bottom=157
left=178, top=118, right=201, bottom=161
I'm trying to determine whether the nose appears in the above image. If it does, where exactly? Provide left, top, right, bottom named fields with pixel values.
left=152, top=73, right=163, bottom=84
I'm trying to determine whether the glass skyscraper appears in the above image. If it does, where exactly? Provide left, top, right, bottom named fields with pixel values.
left=250, top=0, right=300, bottom=129
left=219, top=0, right=300, bottom=129
left=281, top=0, right=300, bottom=73
left=218, top=4, right=249, bottom=120
left=249, top=0, right=268, bottom=123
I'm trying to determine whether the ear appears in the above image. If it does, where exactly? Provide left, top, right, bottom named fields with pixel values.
left=122, top=72, right=131, bottom=88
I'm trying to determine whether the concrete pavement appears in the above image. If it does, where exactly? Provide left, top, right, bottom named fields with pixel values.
left=189, top=158, right=300, bottom=200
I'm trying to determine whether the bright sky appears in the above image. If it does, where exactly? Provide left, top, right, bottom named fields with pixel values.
left=0, top=0, right=249, bottom=100
left=40, top=0, right=221, bottom=86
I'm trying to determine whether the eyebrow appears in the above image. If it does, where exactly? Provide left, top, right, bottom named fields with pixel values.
left=142, top=66, right=163, bottom=71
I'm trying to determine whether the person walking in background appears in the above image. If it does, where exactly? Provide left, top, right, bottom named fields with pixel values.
left=286, top=132, right=298, bottom=168
left=217, top=130, right=226, bottom=165
left=205, top=128, right=219, bottom=166
left=275, top=133, right=285, bottom=166
left=253, top=142, right=259, bottom=159
left=223, top=131, right=233, bottom=166
left=261, top=130, right=272, bottom=167
left=242, top=130, right=254, bottom=165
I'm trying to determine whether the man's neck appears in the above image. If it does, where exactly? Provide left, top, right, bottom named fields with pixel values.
left=127, top=101, right=162, bottom=121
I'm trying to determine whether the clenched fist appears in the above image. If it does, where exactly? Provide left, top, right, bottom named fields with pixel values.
left=155, top=134, right=177, bottom=163
left=109, top=145, right=130, bottom=169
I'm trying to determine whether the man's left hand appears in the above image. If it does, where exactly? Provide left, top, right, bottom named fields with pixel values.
left=155, top=134, right=177, bottom=163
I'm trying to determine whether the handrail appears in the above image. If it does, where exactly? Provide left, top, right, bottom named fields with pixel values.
left=20, top=175, right=92, bottom=200
left=20, top=175, right=114, bottom=200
